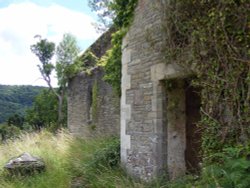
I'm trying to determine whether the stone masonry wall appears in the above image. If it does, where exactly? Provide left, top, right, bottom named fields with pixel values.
left=68, top=67, right=120, bottom=138
left=68, top=28, right=120, bottom=138
left=121, top=0, right=192, bottom=181
left=121, top=0, right=168, bottom=180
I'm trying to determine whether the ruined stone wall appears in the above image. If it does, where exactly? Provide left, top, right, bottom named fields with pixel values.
left=121, top=0, right=168, bottom=181
left=68, top=67, right=120, bottom=138
left=121, top=0, right=194, bottom=181
left=67, top=27, right=120, bottom=138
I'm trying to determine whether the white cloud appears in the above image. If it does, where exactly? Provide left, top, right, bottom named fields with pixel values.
left=0, top=2, right=99, bottom=86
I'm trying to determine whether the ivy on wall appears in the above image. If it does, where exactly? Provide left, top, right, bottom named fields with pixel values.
left=164, top=0, right=250, bottom=157
left=101, top=0, right=138, bottom=96
left=102, top=29, right=127, bottom=96
left=88, top=0, right=249, bottom=162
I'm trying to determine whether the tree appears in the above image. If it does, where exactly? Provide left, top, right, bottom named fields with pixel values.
left=31, top=34, right=80, bottom=129
left=55, top=33, right=80, bottom=127
left=56, top=33, right=80, bottom=88
left=7, top=114, right=24, bottom=129
left=25, top=89, right=67, bottom=131
left=30, top=36, right=55, bottom=89
left=0, top=124, right=21, bottom=141
left=88, top=0, right=114, bottom=31
left=88, top=0, right=138, bottom=30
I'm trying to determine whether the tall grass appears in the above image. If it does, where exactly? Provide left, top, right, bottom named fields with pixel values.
left=2, top=130, right=248, bottom=188
left=0, top=130, right=143, bottom=188
left=0, top=130, right=72, bottom=188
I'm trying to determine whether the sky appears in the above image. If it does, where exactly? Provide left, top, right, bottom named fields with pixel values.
left=0, top=0, right=100, bottom=86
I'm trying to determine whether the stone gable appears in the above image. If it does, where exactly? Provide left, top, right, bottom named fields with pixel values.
left=67, top=28, right=120, bottom=138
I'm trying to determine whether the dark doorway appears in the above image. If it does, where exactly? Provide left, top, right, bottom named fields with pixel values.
left=165, top=79, right=202, bottom=178
left=185, top=82, right=202, bottom=173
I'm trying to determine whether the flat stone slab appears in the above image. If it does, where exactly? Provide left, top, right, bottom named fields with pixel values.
left=4, top=152, right=45, bottom=176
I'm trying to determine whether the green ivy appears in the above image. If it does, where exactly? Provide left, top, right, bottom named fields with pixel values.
left=165, top=1, right=250, bottom=159
left=102, top=29, right=127, bottom=96
left=101, top=0, right=138, bottom=96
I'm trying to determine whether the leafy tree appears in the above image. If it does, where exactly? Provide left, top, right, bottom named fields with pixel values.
left=30, top=36, right=55, bottom=89
left=31, top=34, right=80, bottom=128
left=55, top=33, right=80, bottom=128
left=88, top=0, right=114, bottom=31
left=0, top=124, right=21, bottom=141
left=88, top=0, right=137, bottom=30
left=56, top=33, right=80, bottom=87
left=25, top=89, right=67, bottom=131
left=7, top=114, right=24, bottom=129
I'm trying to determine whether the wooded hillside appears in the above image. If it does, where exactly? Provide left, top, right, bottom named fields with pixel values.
left=0, top=85, right=45, bottom=123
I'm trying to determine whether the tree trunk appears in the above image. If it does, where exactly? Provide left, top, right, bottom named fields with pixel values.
left=47, top=86, right=65, bottom=130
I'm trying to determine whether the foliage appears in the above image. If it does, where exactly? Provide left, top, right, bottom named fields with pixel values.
left=108, top=0, right=138, bottom=28
left=102, top=29, right=126, bottom=96
left=77, top=49, right=99, bottom=74
left=66, top=136, right=138, bottom=188
left=0, top=85, right=45, bottom=123
left=7, top=114, right=24, bottom=129
left=56, top=33, right=80, bottom=87
left=193, top=144, right=250, bottom=188
left=88, top=0, right=114, bottom=31
left=89, top=137, right=120, bottom=169
left=63, top=49, right=99, bottom=81
left=164, top=0, right=250, bottom=158
left=89, top=0, right=138, bottom=96
left=25, top=89, right=67, bottom=131
left=0, top=124, right=21, bottom=142
left=89, top=0, right=138, bottom=30
left=31, top=34, right=80, bottom=128
left=30, top=36, right=55, bottom=88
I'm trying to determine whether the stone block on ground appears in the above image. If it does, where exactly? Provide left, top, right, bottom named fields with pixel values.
left=4, top=152, right=45, bottom=176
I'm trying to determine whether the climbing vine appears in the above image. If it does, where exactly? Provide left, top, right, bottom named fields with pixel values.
left=102, top=29, right=127, bottom=95
left=100, top=0, right=138, bottom=96
left=165, top=1, right=250, bottom=157
left=90, top=0, right=249, bottom=161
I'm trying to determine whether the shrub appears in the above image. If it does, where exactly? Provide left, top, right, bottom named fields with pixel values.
left=197, top=145, right=250, bottom=188
left=89, top=137, right=120, bottom=169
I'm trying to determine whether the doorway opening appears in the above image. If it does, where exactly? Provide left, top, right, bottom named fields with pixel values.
left=185, top=81, right=202, bottom=173
left=165, top=78, right=201, bottom=178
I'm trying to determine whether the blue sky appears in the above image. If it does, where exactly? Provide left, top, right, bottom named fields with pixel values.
left=0, top=0, right=100, bottom=86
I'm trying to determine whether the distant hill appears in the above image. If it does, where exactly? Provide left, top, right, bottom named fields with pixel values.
left=0, top=85, right=46, bottom=123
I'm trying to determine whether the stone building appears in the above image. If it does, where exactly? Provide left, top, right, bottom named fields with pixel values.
left=67, top=28, right=120, bottom=138
left=121, top=0, right=201, bottom=181
left=68, top=0, right=202, bottom=182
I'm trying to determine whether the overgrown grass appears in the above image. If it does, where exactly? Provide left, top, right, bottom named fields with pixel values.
left=1, top=130, right=249, bottom=188
left=0, top=130, right=141, bottom=188
left=0, top=130, right=72, bottom=188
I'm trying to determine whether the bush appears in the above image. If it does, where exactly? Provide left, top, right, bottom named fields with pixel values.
left=197, top=145, right=250, bottom=188
left=90, top=137, right=120, bottom=169
left=0, top=124, right=21, bottom=142
left=67, top=137, right=134, bottom=188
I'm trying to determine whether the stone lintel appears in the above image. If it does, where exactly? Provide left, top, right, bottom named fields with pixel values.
left=151, top=63, right=192, bottom=82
